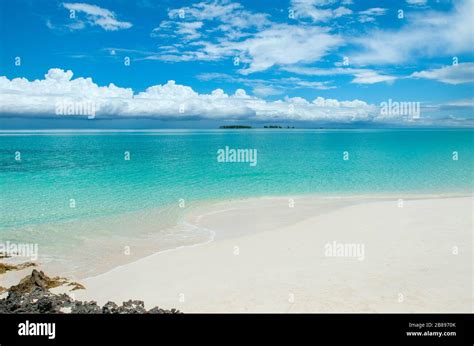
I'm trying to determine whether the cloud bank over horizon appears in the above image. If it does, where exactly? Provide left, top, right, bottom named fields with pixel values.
left=1, top=68, right=472, bottom=127
left=0, top=68, right=379, bottom=122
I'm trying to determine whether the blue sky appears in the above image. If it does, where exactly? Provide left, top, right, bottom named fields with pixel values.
left=0, top=0, right=473, bottom=128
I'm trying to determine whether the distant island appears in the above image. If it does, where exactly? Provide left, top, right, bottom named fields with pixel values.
left=219, top=125, right=296, bottom=129
left=219, top=125, right=252, bottom=129
left=264, top=125, right=295, bottom=129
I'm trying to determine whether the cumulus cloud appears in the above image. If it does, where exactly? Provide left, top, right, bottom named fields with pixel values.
left=0, top=69, right=378, bottom=122
left=411, top=63, right=474, bottom=84
left=62, top=3, right=132, bottom=31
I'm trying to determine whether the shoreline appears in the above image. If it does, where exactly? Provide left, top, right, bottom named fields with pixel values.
left=76, top=192, right=474, bottom=280
left=2, top=192, right=472, bottom=281
left=43, top=194, right=474, bottom=312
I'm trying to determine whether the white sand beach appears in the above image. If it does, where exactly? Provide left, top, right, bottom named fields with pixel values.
left=66, top=195, right=473, bottom=312
left=3, top=195, right=472, bottom=312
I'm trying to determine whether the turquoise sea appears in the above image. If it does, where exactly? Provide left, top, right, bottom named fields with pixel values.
left=0, top=129, right=473, bottom=276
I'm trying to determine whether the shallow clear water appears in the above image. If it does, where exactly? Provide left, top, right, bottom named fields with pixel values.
left=0, top=129, right=473, bottom=275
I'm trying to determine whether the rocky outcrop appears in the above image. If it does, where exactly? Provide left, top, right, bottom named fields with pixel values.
left=0, top=270, right=180, bottom=314
left=8, top=269, right=66, bottom=294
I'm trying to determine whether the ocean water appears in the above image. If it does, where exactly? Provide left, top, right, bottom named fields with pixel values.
left=0, top=129, right=473, bottom=276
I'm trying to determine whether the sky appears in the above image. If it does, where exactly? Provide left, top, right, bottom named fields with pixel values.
left=0, top=0, right=473, bottom=128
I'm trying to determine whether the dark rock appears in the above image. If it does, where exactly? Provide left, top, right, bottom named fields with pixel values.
left=102, top=301, right=119, bottom=314
left=148, top=307, right=168, bottom=314
left=117, top=299, right=146, bottom=314
left=37, top=297, right=55, bottom=313
left=8, top=269, right=66, bottom=294
left=0, top=270, right=181, bottom=314
left=71, top=301, right=101, bottom=314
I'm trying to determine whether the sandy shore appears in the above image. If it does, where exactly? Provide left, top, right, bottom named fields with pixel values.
left=44, top=195, right=469, bottom=313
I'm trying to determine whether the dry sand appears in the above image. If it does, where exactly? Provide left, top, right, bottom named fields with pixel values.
left=62, top=195, right=473, bottom=313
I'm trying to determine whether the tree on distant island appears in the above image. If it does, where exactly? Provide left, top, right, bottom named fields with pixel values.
left=219, top=125, right=295, bottom=129
left=219, top=125, right=252, bottom=129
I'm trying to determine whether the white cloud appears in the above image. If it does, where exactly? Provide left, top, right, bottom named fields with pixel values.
left=0, top=68, right=377, bottom=122
left=152, top=21, right=343, bottom=74
left=197, top=72, right=335, bottom=96
left=290, top=0, right=352, bottom=22
left=62, top=3, right=132, bottom=31
left=351, top=70, right=396, bottom=84
left=406, top=0, right=427, bottom=5
left=352, top=0, right=474, bottom=65
left=234, top=25, right=343, bottom=74
left=250, top=85, right=283, bottom=97
left=164, top=0, right=269, bottom=34
left=153, top=21, right=204, bottom=41
left=177, top=21, right=204, bottom=40
left=358, top=8, right=387, bottom=16
left=333, top=7, right=353, bottom=17
left=435, top=99, right=474, bottom=110
left=411, top=63, right=474, bottom=85
left=2, top=69, right=471, bottom=125
left=357, top=7, right=387, bottom=23
left=151, top=0, right=343, bottom=73
left=283, top=66, right=397, bottom=84
left=291, top=80, right=335, bottom=89
left=169, top=1, right=241, bottom=21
